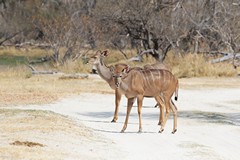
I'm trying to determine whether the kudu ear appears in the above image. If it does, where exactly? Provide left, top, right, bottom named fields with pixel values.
left=95, top=50, right=101, bottom=55
left=109, top=65, right=115, bottom=73
left=101, top=50, right=109, bottom=57
left=92, top=50, right=101, bottom=58
left=122, top=65, right=130, bottom=73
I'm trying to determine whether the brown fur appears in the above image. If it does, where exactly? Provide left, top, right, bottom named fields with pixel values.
left=111, top=64, right=179, bottom=133
left=93, top=50, right=171, bottom=123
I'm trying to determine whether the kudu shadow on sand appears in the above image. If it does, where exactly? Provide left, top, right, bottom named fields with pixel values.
left=144, top=110, right=240, bottom=126
left=77, top=105, right=240, bottom=131
left=178, top=110, right=240, bottom=126
left=77, top=109, right=157, bottom=134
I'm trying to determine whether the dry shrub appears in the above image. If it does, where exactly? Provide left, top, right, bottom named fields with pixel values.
left=95, top=50, right=237, bottom=78
left=0, top=65, right=31, bottom=78
left=105, top=49, right=160, bottom=68
left=57, top=59, right=92, bottom=73
left=0, top=46, right=50, bottom=57
left=104, top=49, right=131, bottom=64
left=169, top=54, right=237, bottom=78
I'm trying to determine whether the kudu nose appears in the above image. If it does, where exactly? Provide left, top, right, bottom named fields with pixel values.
left=116, top=82, right=120, bottom=88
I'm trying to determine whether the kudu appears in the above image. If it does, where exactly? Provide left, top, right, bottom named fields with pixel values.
left=92, top=50, right=123, bottom=122
left=92, top=50, right=171, bottom=124
left=110, top=64, right=179, bottom=133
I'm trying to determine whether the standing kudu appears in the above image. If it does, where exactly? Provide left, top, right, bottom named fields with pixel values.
left=92, top=50, right=122, bottom=122
left=92, top=50, right=171, bottom=123
left=110, top=64, right=179, bottom=133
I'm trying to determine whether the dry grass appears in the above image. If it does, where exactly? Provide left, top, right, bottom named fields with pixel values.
left=0, top=52, right=240, bottom=159
left=0, top=47, right=48, bottom=57
left=0, top=109, right=98, bottom=160
left=1, top=67, right=240, bottom=106
left=166, top=53, right=238, bottom=78
left=179, top=77, right=240, bottom=89
left=0, top=73, right=112, bottom=106
left=0, top=48, right=239, bottom=106
left=56, top=59, right=92, bottom=73
left=1, top=47, right=238, bottom=77
left=101, top=50, right=238, bottom=78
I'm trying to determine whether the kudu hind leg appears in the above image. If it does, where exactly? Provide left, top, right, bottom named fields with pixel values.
left=159, top=96, right=171, bottom=133
left=121, top=97, right=135, bottom=133
left=170, top=100, right=177, bottom=134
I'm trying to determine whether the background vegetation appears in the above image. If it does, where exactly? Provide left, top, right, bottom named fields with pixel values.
left=0, top=0, right=239, bottom=77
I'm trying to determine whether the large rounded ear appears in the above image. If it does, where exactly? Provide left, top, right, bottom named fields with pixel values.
left=122, top=65, right=130, bottom=73
left=92, top=50, right=101, bottom=58
left=101, top=50, right=109, bottom=57
left=109, top=65, right=115, bottom=73
left=96, top=50, right=101, bottom=55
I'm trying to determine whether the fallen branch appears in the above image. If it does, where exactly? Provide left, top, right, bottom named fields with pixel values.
left=139, top=49, right=157, bottom=56
left=128, top=55, right=142, bottom=62
left=26, top=64, right=57, bottom=75
left=26, top=64, right=89, bottom=78
left=58, top=73, right=88, bottom=80
left=210, top=53, right=240, bottom=63
left=28, top=56, right=52, bottom=64
left=32, top=71, right=58, bottom=74
left=15, top=42, right=51, bottom=49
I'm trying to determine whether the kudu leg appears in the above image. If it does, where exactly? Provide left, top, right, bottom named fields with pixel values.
left=137, top=95, right=144, bottom=133
left=159, top=96, right=171, bottom=133
left=112, top=89, right=122, bottom=122
left=170, top=100, right=178, bottom=134
left=121, top=97, right=135, bottom=133
left=155, top=96, right=165, bottom=126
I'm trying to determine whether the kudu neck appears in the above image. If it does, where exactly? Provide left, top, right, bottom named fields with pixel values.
left=96, top=56, right=112, bottom=82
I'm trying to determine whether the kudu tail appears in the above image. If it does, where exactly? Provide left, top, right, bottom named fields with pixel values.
left=174, top=80, right=179, bottom=101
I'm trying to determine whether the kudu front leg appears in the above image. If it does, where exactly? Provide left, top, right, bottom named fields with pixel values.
left=137, top=95, right=144, bottom=133
left=121, top=97, right=135, bottom=133
left=155, top=96, right=165, bottom=130
left=111, top=89, right=122, bottom=122
left=157, top=96, right=165, bottom=126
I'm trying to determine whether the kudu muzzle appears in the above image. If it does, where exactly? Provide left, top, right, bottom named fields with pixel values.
left=113, top=74, right=122, bottom=89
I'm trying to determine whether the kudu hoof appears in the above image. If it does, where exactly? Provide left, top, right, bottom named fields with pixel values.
left=158, top=122, right=161, bottom=126
left=172, top=129, right=177, bottom=134
left=111, top=119, right=117, bottom=123
left=120, top=130, right=125, bottom=133
left=138, top=129, right=142, bottom=133
left=159, top=129, right=164, bottom=133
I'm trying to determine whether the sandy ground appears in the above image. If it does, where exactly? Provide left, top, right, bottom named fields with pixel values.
left=3, top=84, right=240, bottom=160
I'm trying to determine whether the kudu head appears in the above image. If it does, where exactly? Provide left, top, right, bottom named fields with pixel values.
left=110, top=64, right=130, bottom=89
left=92, top=50, right=109, bottom=65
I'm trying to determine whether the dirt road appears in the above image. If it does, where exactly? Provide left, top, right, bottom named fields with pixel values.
left=9, top=87, right=240, bottom=160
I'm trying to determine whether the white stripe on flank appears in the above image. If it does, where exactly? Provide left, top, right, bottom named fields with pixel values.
left=150, top=70, right=156, bottom=89
left=158, top=70, right=161, bottom=79
left=162, top=70, right=165, bottom=84
left=169, top=71, right=172, bottom=84
left=140, top=70, right=148, bottom=88
left=165, top=71, right=169, bottom=85
left=141, top=71, right=146, bottom=85
left=141, top=70, right=151, bottom=89
left=145, top=71, right=152, bottom=89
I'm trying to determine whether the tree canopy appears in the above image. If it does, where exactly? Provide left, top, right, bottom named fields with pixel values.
left=0, top=0, right=240, bottom=64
